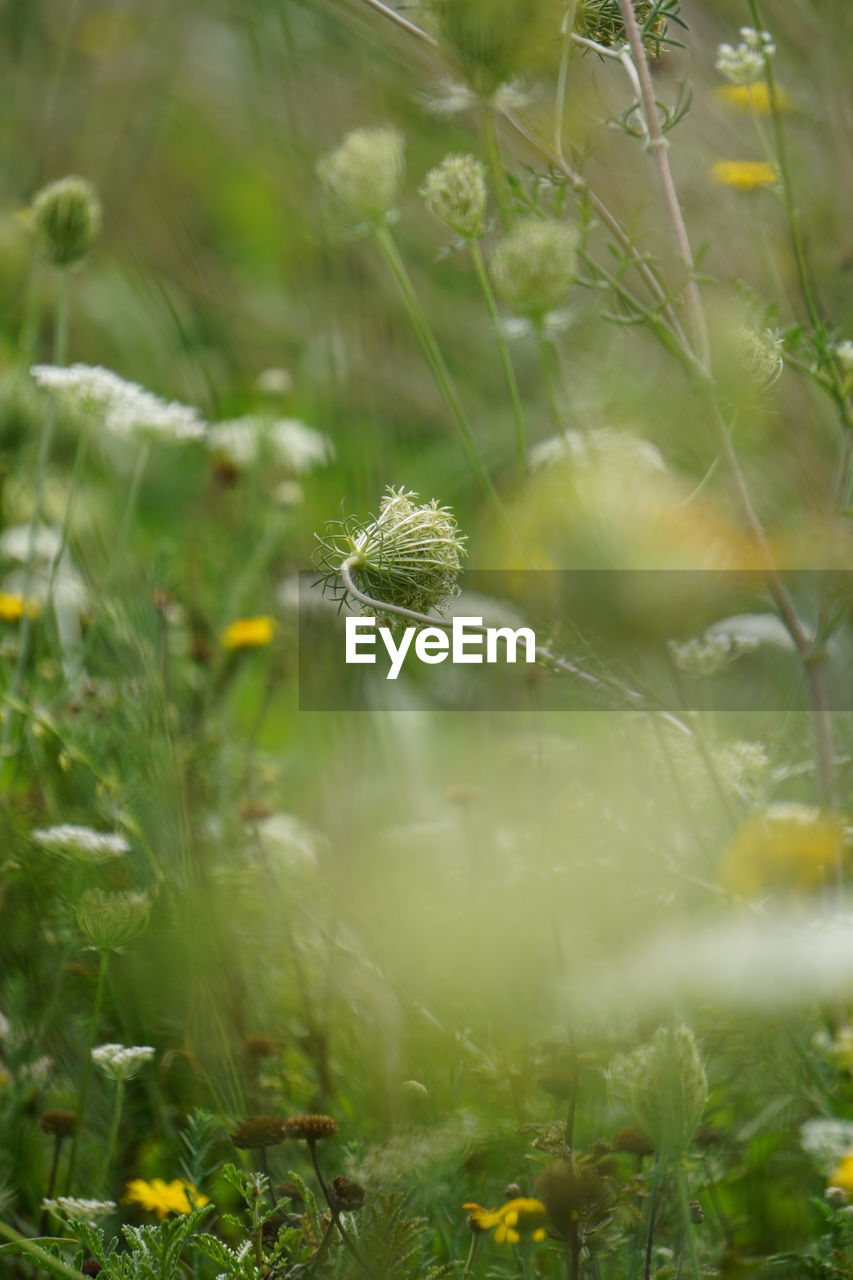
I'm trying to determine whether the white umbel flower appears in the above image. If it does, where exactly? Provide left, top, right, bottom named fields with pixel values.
left=42, top=1197, right=116, bottom=1222
left=91, top=1042, right=156, bottom=1081
left=32, top=824, right=130, bottom=862
left=715, top=27, right=775, bottom=85
left=208, top=416, right=334, bottom=473
left=0, top=523, right=64, bottom=565
left=31, top=364, right=205, bottom=442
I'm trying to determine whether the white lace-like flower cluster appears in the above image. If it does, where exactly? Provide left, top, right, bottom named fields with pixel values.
left=207, top=416, right=334, bottom=472
left=32, top=824, right=129, bottom=862
left=30, top=364, right=205, bottom=442
left=42, top=1197, right=116, bottom=1222
left=91, top=1042, right=156, bottom=1081
left=715, top=28, right=775, bottom=85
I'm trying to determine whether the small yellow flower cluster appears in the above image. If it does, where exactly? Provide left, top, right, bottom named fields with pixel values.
left=123, top=1178, right=209, bottom=1219
left=220, top=615, right=276, bottom=650
left=719, top=804, right=847, bottom=898
left=463, top=1197, right=548, bottom=1244
left=0, top=591, right=41, bottom=622
left=712, top=160, right=778, bottom=189
left=828, top=1155, right=853, bottom=1198
left=713, top=82, right=790, bottom=113
left=711, top=160, right=778, bottom=190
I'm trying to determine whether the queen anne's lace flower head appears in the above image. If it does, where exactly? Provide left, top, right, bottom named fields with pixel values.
left=92, top=1043, right=156, bottom=1081
left=30, top=364, right=205, bottom=442
left=32, top=824, right=130, bottom=863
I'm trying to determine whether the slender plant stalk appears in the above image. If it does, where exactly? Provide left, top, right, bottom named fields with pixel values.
left=372, top=223, right=500, bottom=507
left=481, top=100, right=510, bottom=228
left=535, top=325, right=566, bottom=437
left=103, top=1078, right=125, bottom=1191
left=65, top=949, right=109, bottom=1192
left=1, top=271, right=69, bottom=759
left=673, top=1164, right=702, bottom=1280
left=470, top=241, right=528, bottom=479
left=0, top=1221, right=84, bottom=1280
left=616, top=0, right=837, bottom=812
left=615, top=0, right=709, bottom=370
left=306, top=1138, right=371, bottom=1275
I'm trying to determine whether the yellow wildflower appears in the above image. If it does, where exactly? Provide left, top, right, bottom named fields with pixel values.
left=711, top=160, right=778, bottom=190
left=462, top=1198, right=548, bottom=1244
left=828, top=1154, right=853, bottom=1196
left=0, top=591, right=41, bottom=622
left=123, top=1178, right=209, bottom=1219
left=719, top=804, right=847, bottom=898
left=220, top=615, right=276, bottom=650
left=713, top=82, right=790, bottom=113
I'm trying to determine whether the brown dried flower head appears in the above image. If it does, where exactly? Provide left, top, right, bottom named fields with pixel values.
left=40, top=1109, right=78, bottom=1138
left=612, top=1125, right=655, bottom=1157
left=244, top=1034, right=277, bottom=1059
left=284, top=1114, right=339, bottom=1142
left=230, top=1115, right=288, bottom=1149
left=328, top=1175, right=366, bottom=1212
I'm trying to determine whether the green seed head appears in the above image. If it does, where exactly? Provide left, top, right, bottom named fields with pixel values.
left=76, top=888, right=150, bottom=951
left=316, top=127, right=405, bottom=223
left=317, top=486, right=467, bottom=619
left=492, top=216, right=579, bottom=319
left=575, top=0, right=671, bottom=56
left=421, top=154, right=488, bottom=240
left=31, top=176, right=101, bottom=267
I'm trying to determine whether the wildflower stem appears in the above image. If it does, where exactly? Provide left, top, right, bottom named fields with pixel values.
left=642, top=1160, right=661, bottom=1280
left=554, top=6, right=578, bottom=161
left=535, top=326, right=565, bottom=437
left=39, top=1134, right=65, bottom=1236
left=66, top=949, right=109, bottom=1193
left=104, top=1079, right=125, bottom=1191
left=0, top=1220, right=87, bottom=1280
left=469, top=241, right=528, bottom=479
left=481, top=101, right=510, bottom=229
left=462, top=1231, right=481, bottom=1277
left=371, top=223, right=500, bottom=508
left=306, top=1139, right=371, bottom=1275
left=614, top=0, right=709, bottom=370
left=673, top=1165, right=701, bottom=1280
left=1, top=269, right=69, bottom=760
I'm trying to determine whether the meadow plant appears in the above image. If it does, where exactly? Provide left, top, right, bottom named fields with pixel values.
left=0, top=3, right=852, bottom=1280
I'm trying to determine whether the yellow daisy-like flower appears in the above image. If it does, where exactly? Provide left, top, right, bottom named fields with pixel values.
left=719, top=804, right=847, bottom=898
left=123, top=1178, right=209, bottom=1220
left=828, top=1154, right=853, bottom=1196
left=462, top=1198, right=548, bottom=1244
left=220, top=615, right=276, bottom=650
left=713, top=82, right=790, bottom=113
left=0, top=591, right=41, bottom=622
left=711, top=160, right=778, bottom=190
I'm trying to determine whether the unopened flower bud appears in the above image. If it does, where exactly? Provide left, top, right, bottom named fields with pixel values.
left=420, top=154, right=487, bottom=240
left=689, top=1200, right=704, bottom=1224
left=825, top=1185, right=848, bottom=1210
left=317, top=127, right=405, bottom=223
left=492, top=216, right=578, bottom=319
left=31, top=176, right=101, bottom=267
